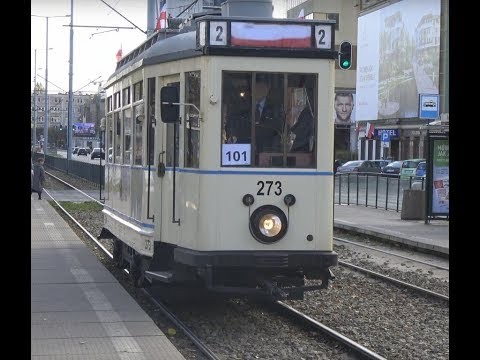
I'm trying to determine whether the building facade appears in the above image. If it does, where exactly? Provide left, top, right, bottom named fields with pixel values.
left=285, top=0, right=448, bottom=162
left=31, top=91, right=105, bottom=150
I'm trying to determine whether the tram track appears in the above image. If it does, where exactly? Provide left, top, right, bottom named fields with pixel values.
left=43, top=170, right=449, bottom=359
left=44, top=172, right=383, bottom=359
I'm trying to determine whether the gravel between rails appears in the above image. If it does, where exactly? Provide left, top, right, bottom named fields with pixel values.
left=43, top=169, right=449, bottom=360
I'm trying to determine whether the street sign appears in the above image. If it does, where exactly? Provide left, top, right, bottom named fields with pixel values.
left=419, top=94, right=440, bottom=119
left=381, top=132, right=390, bottom=142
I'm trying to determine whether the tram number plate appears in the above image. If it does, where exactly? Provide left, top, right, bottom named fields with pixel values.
left=315, top=25, right=332, bottom=50
left=257, top=181, right=282, bottom=196
left=144, top=239, right=152, bottom=251
left=210, top=21, right=227, bottom=46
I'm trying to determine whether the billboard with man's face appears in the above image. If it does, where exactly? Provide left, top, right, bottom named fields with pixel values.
left=73, top=122, right=96, bottom=137
left=334, top=92, right=356, bottom=125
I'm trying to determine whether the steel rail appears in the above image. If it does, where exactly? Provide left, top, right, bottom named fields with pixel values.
left=45, top=171, right=103, bottom=205
left=334, top=236, right=449, bottom=271
left=275, top=301, right=387, bottom=360
left=339, top=260, right=449, bottom=302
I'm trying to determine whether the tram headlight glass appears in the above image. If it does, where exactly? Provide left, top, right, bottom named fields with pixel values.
left=259, top=214, right=282, bottom=236
left=249, top=205, right=288, bottom=244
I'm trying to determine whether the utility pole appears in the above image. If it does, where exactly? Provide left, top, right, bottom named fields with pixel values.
left=67, top=0, right=74, bottom=172
left=33, top=49, right=38, bottom=150
left=44, top=17, right=49, bottom=154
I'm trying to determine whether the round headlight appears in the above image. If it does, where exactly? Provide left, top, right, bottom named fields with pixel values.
left=249, top=205, right=288, bottom=244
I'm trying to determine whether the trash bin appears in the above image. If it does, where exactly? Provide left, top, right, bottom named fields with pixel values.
left=401, top=189, right=425, bottom=220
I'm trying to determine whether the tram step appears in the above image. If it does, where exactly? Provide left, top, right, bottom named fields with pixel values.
left=145, top=270, right=174, bottom=283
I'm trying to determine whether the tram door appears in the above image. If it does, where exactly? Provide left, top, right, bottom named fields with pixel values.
left=155, top=76, right=181, bottom=245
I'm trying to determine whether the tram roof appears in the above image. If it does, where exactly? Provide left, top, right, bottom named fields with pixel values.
left=106, top=28, right=198, bottom=86
left=106, top=16, right=338, bottom=87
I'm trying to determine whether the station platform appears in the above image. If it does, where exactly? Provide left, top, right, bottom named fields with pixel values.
left=31, top=195, right=186, bottom=359
left=334, top=204, right=449, bottom=256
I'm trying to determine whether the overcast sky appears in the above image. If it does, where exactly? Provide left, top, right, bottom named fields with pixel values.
left=31, top=0, right=285, bottom=95
left=31, top=0, right=148, bottom=94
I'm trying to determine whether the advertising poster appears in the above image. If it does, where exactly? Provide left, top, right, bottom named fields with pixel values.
left=431, top=139, right=449, bottom=214
left=334, top=92, right=356, bottom=125
left=73, top=122, right=96, bottom=137
left=356, top=0, right=440, bottom=120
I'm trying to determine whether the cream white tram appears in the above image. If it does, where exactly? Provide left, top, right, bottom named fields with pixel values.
left=100, top=10, right=338, bottom=300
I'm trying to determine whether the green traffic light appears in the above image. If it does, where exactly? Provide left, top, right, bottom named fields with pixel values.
left=342, top=60, right=350, bottom=68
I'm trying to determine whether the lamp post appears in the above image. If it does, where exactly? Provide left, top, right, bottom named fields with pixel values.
left=99, top=117, right=105, bottom=201
left=33, top=49, right=38, bottom=150
left=32, top=48, right=53, bottom=152
left=67, top=0, right=74, bottom=173
left=32, top=14, right=70, bottom=155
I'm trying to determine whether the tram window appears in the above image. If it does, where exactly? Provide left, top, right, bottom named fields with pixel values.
left=114, top=92, right=121, bottom=109
left=114, top=111, right=122, bottom=163
left=147, top=78, right=155, bottom=165
left=134, top=81, right=143, bottom=102
left=122, top=87, right=131, bottom=106
left=133, top=104, right=143, bottom=165
left=221, top=72, right=316, bottom=168
left=123, top=108, right=132, bottom=164
left=185, top=71, right=200, bottom=168
left=165, top=82, right=180, bottom=167
left=106, top=115, right=113, bottom=163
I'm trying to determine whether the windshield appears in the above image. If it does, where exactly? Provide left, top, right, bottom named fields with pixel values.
left=342, top=161, right=363, bottom=167
left=222, top=72, right=317, bottom=168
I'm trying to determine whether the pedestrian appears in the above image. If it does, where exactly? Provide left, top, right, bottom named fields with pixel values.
left=31, top=157, right=46, bottom=200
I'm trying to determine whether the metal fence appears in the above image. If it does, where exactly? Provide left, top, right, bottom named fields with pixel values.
left=40, top=154, right=104, bottom=189
left=334, top=173, right=425, bottom=212
left=36, top=153, right=424, bottom=213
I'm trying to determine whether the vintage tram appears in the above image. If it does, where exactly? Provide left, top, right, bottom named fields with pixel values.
left=100, top=0, right=338, bottom=300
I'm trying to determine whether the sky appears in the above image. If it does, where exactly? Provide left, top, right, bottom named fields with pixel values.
left=31, top=0, right=148, bottom=95
left=31, top=0, right=285, bottom=95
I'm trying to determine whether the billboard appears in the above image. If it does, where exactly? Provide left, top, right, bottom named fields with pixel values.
left=73, top=122, right=96, bottom=137
left=356, top=0, right=441, bottom=120
left=334, top=92, right=356, bottom=125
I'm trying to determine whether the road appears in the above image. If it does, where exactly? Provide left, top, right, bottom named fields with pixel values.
left=55, top=149, right=105, bottom=165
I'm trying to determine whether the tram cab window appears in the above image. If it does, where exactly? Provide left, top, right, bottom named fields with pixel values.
left=222, top=72, right=316, bottom=168
left=185, top=71, right=200, bottom=168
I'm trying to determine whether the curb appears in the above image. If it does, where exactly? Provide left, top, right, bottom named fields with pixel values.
left=333, top=222, right=449, bottom=258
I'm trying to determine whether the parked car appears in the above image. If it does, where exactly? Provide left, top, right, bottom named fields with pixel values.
left=381, top=160, right=403, bottom=176
left=371, top=159, right=392, bottom=171
left=91, top=148, right=105, bottom=160
left=336, top=160, right=382, bottom=174
left=77, top=147, right=88, bottom=156
left=400, top=159, right=426, bottom=179
left=414, top=161, right=427, bottom=180
left=334, top=159, right=343, bottom=174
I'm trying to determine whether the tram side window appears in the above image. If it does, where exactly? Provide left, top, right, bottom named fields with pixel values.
left=133, top=104, right=143, bottom=165
left=106, top=115, right=113, bottom=163
left=114, top=111, right=122, bottom=163
left=221, top=72, right=317, bottom=168
left=123, top=108, right=132, bottom=164
left=185, top=71, right=200, bottom=168
left=147, top=78, right=155, bottom=165
left=165, top=81, right=180, bottom=167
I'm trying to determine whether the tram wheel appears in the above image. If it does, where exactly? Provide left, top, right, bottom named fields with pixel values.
left=130, top=253, right=148, bottom=288
left=112, top=238, right=127, bottom=269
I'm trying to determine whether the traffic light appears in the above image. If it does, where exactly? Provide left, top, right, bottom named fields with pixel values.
left=339, top=41, right=352, bottom=70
